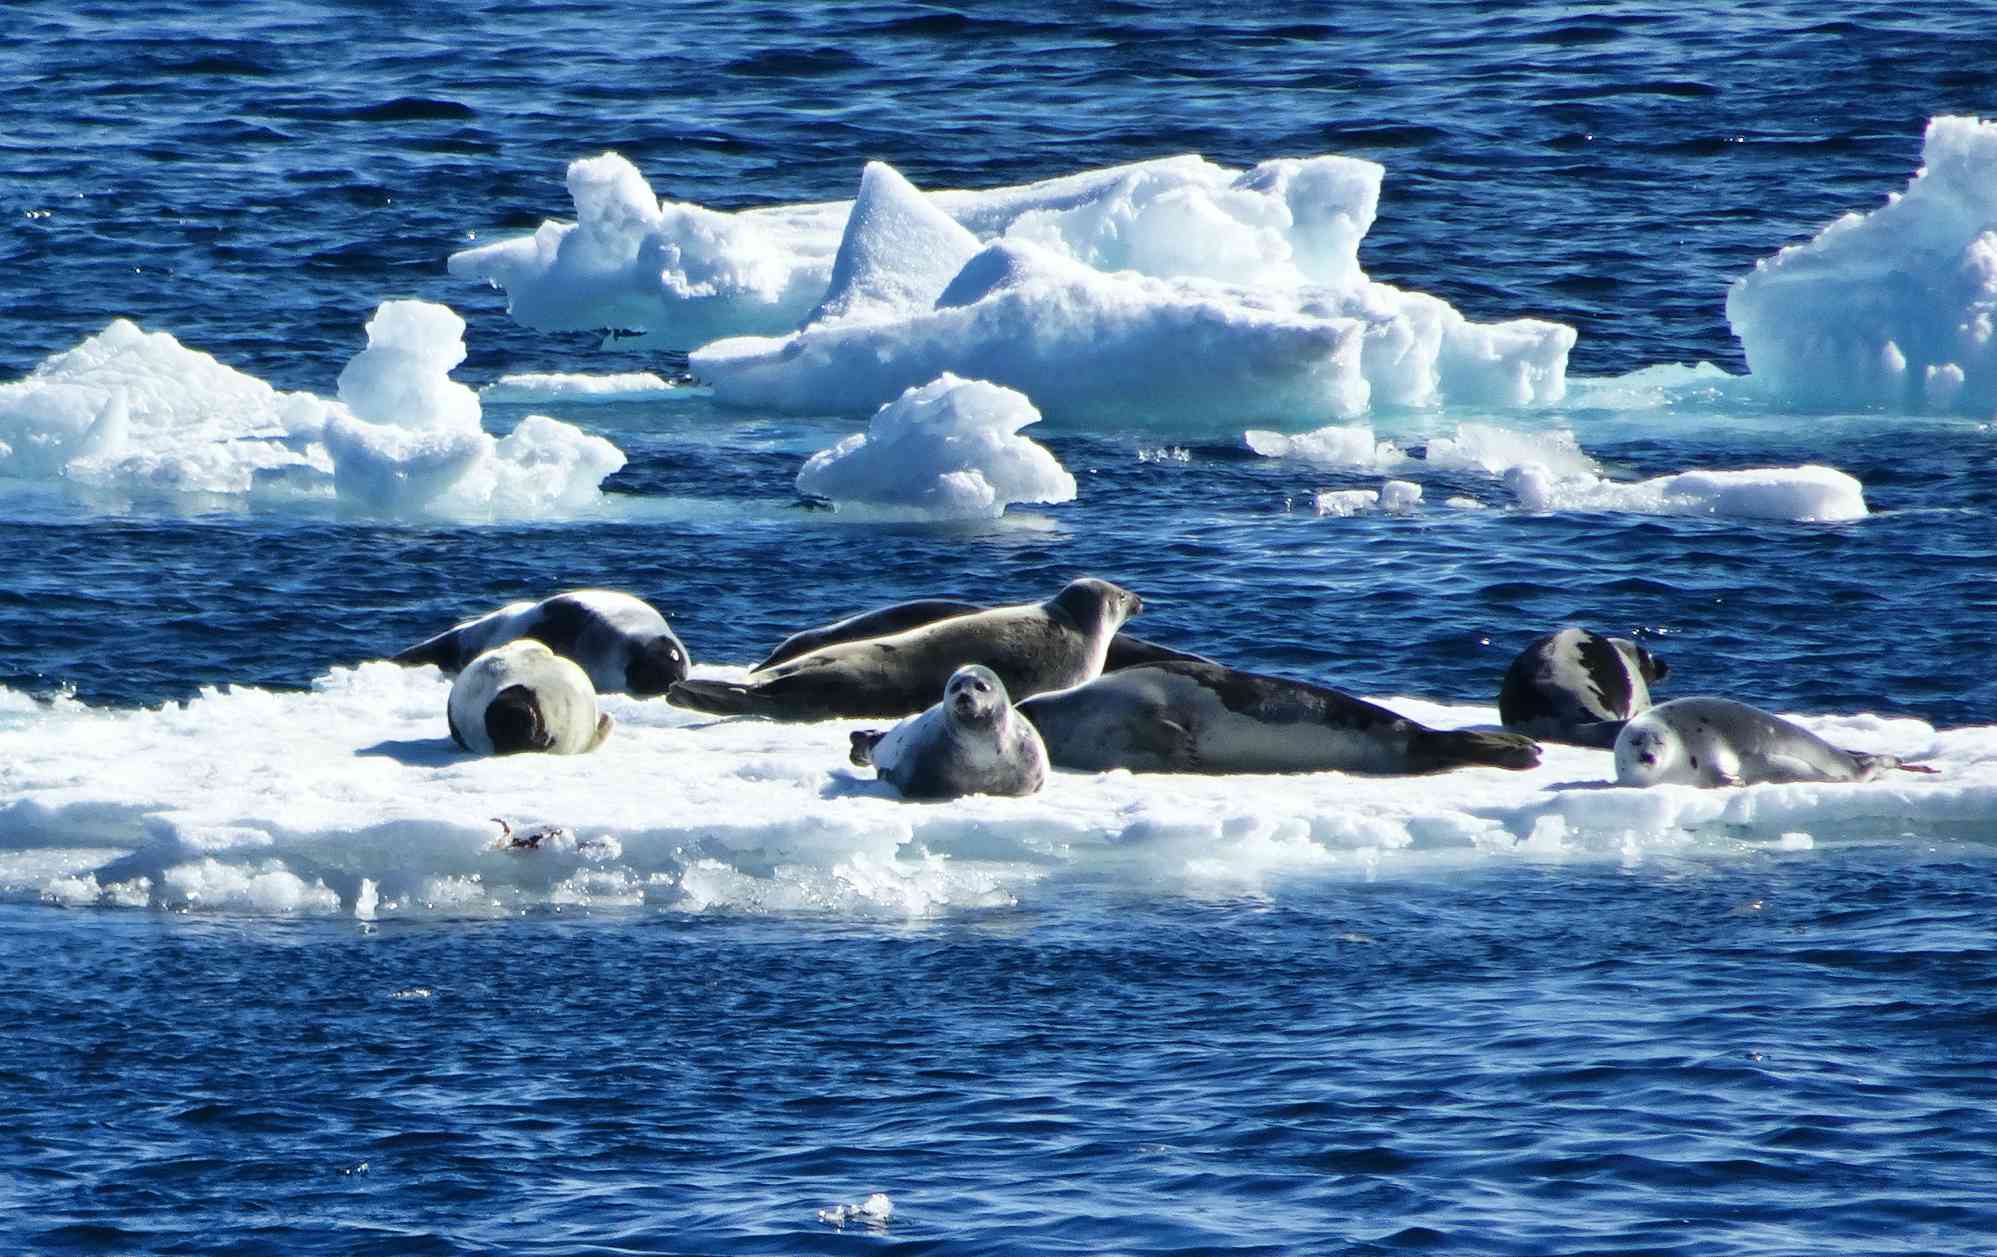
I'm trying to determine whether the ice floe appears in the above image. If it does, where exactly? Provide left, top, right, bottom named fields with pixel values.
left=3, top=663, right=1984, bottom=919
left=795, top=374, right=1075, bottom=518
left=0, top=302, right=627, bottom=516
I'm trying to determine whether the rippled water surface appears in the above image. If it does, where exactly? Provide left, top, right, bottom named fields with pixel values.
left=5, top=2, right=1997, bottom=1253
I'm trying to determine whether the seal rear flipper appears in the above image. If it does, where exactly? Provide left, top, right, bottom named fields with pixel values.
left=1409, top=729, right=1541, bottom=773
left=850, top=729, right=886, bottom=767
left=587, top=713, right=613, bottom=753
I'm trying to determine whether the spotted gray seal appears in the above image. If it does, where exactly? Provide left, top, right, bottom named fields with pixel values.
left=750, top=597, right=1205, bottom=674
left=1017, top=660, right=1541, bottom=775
left=849, top=664, right=1049, bottom=800
left=447, top=639, right=612, bottom=756
left=1613, top=696, right=1929, bottom=787
left=1498, top=627, right=1667, bottom=748
left=393, top=589, right=688, bottom=696
left=668, top=577, right=1141, bottom=721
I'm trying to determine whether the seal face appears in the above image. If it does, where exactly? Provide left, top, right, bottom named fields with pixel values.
left=393, top=590, right=688, bottom=696
left=750, top=597, right=1206, bottom=674
left=1614, top=696, right=1901, bottom=787
left=1499, top=627, right=1667, bottom=748
left=1019, top=661, right=1540, bottom=775
left=849, top=664, right=1049, bottom=800
left=446, top=640, right=613, bottom=756
left=669, top=577, right=1143, bottom=720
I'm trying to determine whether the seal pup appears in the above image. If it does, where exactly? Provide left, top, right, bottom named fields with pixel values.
left=1614, top=696, right=1930, bottom=787
left=1017, top=660, right=1541, bottom=775
left=849, top=664, right=1049, bottom=800
left=669, top=577, right=1142, bottom=721
left=393, top=590, right=688, bottom=696
left=447, top=640, right=612, bottom=756
left=750, top=597, right=1206, bottom=674
left=1499, top=627, right=1667, bottom=748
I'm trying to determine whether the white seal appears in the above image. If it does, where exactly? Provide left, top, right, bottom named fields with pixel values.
left=447, top=640, right=612, bottom=756
left=1614, top=696, right=1919, bottom=787
left=849, top=664, right=1049, bottom=800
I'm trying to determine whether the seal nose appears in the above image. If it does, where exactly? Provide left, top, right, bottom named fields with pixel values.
left=1638, top=752, right=1657, bottom=767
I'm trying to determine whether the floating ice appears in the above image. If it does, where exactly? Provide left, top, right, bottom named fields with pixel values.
left=1727, top=115, right=1997, bottom=414
left=479, top=372, right=686, bottom=404
left=321, top=301, right=625, bottom=515
left=1312, top=480, right=1421, bottom=517
left=1244, top=424, right=1407, bottom=468
left=1504, top=462, right=1868, bottom=522
left=817, top=1193, right=894, bottom=1229
left=0, top=319, right=335, bottom=494
left=1421, top=422, right=1600, bottom=478
left=0, top=306, right=628, bottom=516
left=457, top=152, right=1574, bottom=427
left=0, top=665, right=1982, bottom=919
left=795, top=374, right=1075, bottom=519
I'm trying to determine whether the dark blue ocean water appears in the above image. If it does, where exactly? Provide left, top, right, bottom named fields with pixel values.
left=5, top=3, right=1997, bottom=1253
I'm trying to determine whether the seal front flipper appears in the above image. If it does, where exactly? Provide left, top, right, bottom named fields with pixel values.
left=850, top=729, right=886, bottom=767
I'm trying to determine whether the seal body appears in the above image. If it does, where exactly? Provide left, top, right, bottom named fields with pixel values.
left=1614, top=696, right=1903, bottom=787
left=447, top=640, right=612, bottom=756
left=669, top=577, right=1142, bottom=720
left=1499, top=627, right=1667, bottom=748
left=750, top=596, right=1204, bottom=674
left=1018, top=661, right=1541, bottom=775
left=394, top=590, right=688, bottom=696
left=849, top=665, right=1048, bottom=800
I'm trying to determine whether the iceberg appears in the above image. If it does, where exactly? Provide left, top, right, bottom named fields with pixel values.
left=455, top=151, right=1575, bottom=428
left=1727, top=114, right=1997, bottom=414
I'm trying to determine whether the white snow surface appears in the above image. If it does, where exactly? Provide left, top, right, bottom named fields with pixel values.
left=455, top=151, right=1575, bottom=428
left=1727, top=115, right=1997, bottom=414
left=0, top=303, right=626, bottom=516
left=795, top=374, right=1076, bottom=518
left=2, top=663, right=1983, bottom=920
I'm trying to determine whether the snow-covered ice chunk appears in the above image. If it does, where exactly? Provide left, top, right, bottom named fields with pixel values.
left=695, top=236, right=1372, bottom=426
left=795, top=374, right=1075, bottom=518
left=1727, top=115, right=1997, bottom=413
left=1504, top=462, right=1867, bottom=522
left=0, top=319, right=335, bottom=494
left=322, top=301, right=625, bottom=515
left=1245, top=424, right=1407, bottom=468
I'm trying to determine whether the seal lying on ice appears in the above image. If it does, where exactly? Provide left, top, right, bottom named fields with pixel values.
left=393, top=590, right=688, bottom=696
left=1018, top=660, right=1541, bottom=775
left=849, top=664, right=1048, bottom=800
left=447, top=640, right=611, bottom=756
left=1499, top=627, right=1668, bottom=748
left=669, top=577, right=1141, bottom=721
left=1613, top=696, right=1931, bottom=787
